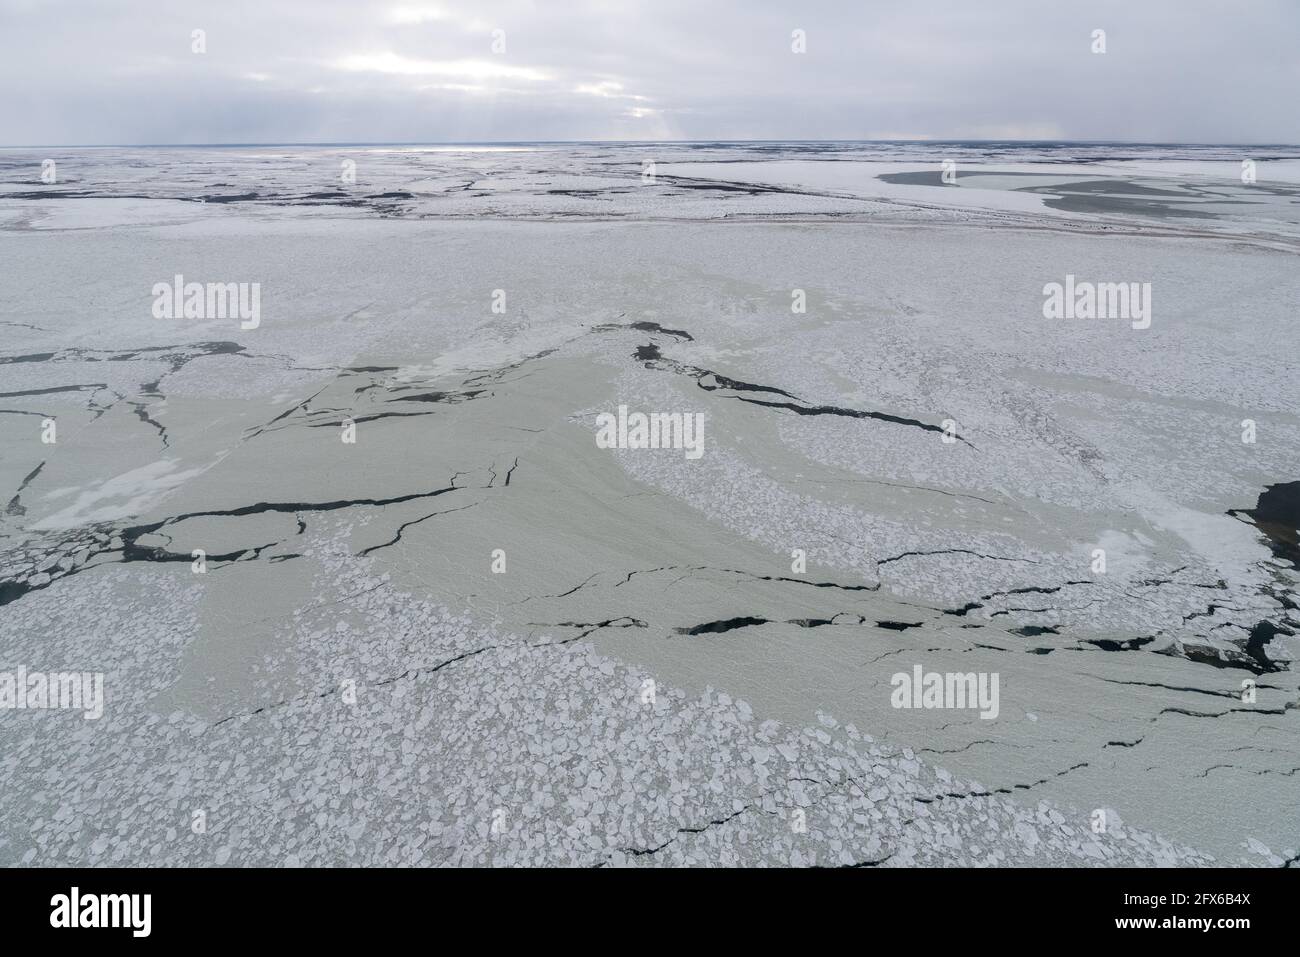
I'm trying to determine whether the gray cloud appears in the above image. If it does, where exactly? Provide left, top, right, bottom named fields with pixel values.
left=2, top=0, right=1296, bottom=145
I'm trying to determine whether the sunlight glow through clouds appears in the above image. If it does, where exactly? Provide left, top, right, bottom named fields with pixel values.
left=386, top=4, right=448, bottom=25
left=415, top=83, right=489, bottom=94
left=335, top=52, right=549, bottom=82
left=574, top=81, right=649, bottom=102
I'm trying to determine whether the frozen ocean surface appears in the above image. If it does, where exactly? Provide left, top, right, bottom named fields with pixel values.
left=0, top=142, right=1297, bottom=866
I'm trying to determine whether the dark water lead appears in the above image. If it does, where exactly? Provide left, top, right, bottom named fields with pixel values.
left=1229, top=481, right=1300, bottom=567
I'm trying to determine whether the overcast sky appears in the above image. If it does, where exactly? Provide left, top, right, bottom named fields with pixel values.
left=2, top=0, right=1297, bottom=145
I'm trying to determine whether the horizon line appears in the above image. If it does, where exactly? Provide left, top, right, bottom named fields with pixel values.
left=4, top=138, right=1300, bottom=150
